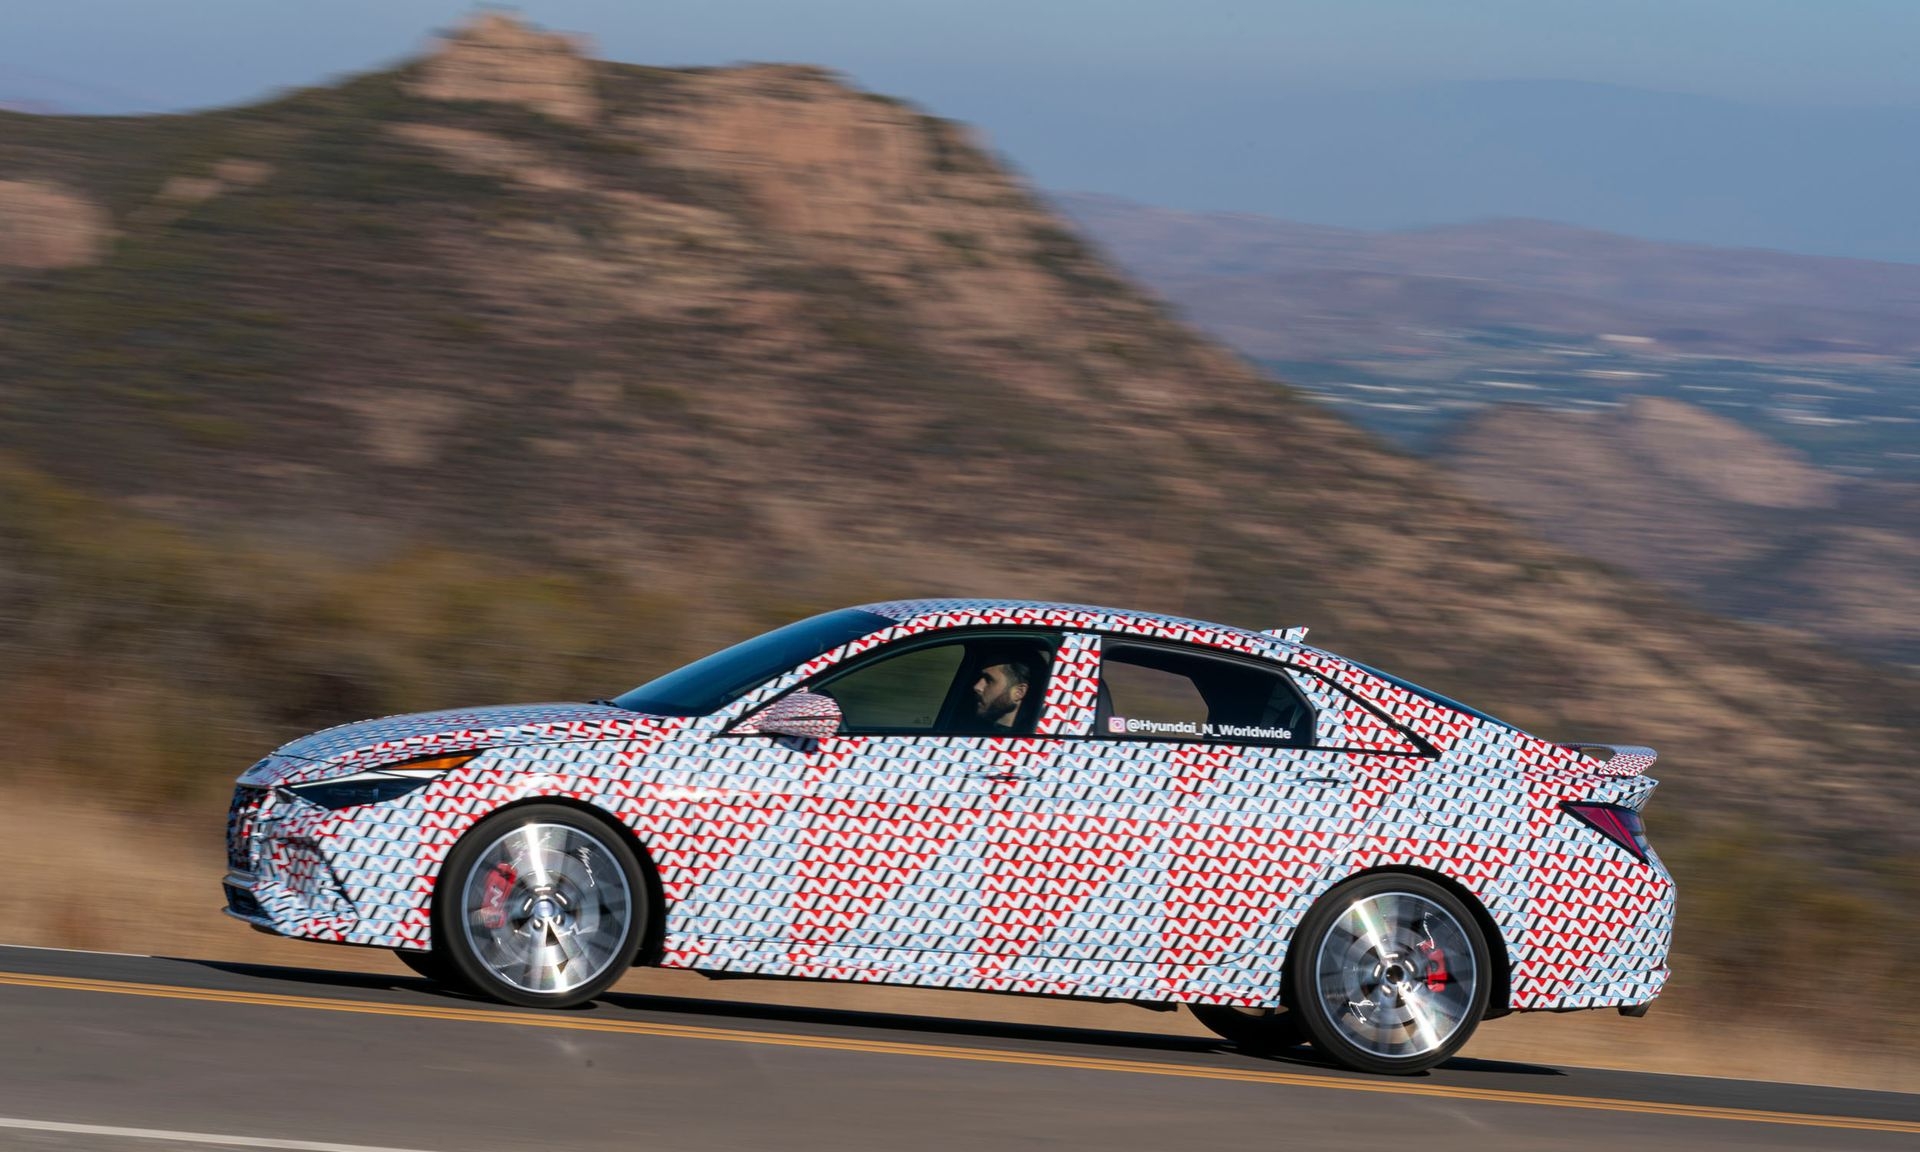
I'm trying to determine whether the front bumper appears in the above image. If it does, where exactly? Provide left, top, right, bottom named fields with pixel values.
left=221, top=870, right=281, bottom=934
left=219, top=856, right=361, bottom=944
left=220, top=780, right=436, bottom=949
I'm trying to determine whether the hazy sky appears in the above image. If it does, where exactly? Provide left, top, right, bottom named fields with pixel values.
left=7, top=2, right=1920, bottom=260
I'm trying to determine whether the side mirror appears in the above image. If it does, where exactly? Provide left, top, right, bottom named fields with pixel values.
left=745, top=690, right=842, bottom=740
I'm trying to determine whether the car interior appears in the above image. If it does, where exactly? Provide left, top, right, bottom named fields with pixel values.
left=1096, top=642, right=1315, bottom=747
left=810, top=632, right=1059, bottom=736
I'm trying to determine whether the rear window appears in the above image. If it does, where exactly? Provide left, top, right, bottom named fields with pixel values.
left=1345, top=660, right=1524, bottom=733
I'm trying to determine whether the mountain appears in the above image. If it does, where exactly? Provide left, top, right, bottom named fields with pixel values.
left=0, top=15, right=1914, bottom=1031
left=1058, top=194, right=1920, bottom=485
left=1058, top=194, right=1920, bottom=662
left=1440, top=398, right=1920, bottom=666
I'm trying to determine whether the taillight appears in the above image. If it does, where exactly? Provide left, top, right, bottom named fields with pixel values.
left=1560, top=801, right=1653, bottom=862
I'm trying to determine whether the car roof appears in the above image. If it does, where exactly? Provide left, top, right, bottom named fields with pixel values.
left=854, top=600, right=1538, bottom=746
left=856, top=598, right=1314, bottom=658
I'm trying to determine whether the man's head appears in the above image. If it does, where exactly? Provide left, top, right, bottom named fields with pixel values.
left=971, top=647, right=1040, bottom=729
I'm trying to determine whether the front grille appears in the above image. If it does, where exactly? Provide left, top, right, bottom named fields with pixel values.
left=226, top=785, right=267, bottom=872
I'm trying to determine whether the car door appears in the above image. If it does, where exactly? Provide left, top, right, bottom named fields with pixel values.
left=703, top=629, right=1070, bottom=976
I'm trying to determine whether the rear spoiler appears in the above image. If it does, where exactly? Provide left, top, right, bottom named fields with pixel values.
left=1560, top=743, right=1658, bottom=777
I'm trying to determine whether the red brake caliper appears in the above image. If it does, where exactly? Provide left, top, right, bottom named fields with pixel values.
left=478, top=863, right=517, bottom=929
left=1420, top=941, right=1450, bottom=992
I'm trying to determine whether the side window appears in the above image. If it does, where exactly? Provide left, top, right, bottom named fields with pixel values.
left=1098, top=643, right=1312, bottom=747
left=808, top=633, right=1059, bottom=736
left=1100, top=661, right=1208, bottom=729
left=821, top=643, right=966, bottom=732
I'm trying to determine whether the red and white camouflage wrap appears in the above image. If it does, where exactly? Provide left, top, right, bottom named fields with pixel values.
left=1578, top=745, right=1660, bottom=777
left=223, top=599, right=1674, bottom=1013
left=731, top=690, right=844, bottom=740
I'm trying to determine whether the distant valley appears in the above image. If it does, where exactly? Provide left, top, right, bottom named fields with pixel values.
left=1060, top=194, right=1920, bottom=481
left=1061, top=194, right=1920, bottom=665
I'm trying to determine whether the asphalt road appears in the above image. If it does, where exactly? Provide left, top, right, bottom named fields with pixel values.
left=0, top=945, right=1914, bottom=1152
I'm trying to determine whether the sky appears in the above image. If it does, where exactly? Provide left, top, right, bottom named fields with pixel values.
left=7, top=1, right=1920, bottom=261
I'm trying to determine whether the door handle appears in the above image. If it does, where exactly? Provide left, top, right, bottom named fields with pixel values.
left=978, top=771, right=1029, bottom=783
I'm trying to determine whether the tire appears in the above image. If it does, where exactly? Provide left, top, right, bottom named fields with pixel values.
left=393, top=946, right=455, bottom=985
left=1286, top=873, right=1491, bottom=1075
left=434, top=803, right=648, bottom=1009
left=1189, top=1003, right=1309, bottom=1053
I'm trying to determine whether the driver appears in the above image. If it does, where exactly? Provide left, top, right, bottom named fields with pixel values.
left=968, top=647, right=1041, bottom=733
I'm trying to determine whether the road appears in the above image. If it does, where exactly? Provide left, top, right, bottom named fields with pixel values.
left=0, top=945, right=1913, bottom=1151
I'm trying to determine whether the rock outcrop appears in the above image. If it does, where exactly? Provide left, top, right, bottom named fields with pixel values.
left=0, top=180, right=109, bottom=269
left=409, top=11, right=600, bottom=125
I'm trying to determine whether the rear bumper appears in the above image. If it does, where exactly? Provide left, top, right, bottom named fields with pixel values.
left=1507, top=846, right=1676, bottom=1012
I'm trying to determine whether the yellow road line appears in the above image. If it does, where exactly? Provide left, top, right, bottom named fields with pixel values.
left=1, top=970, right=1914, bottom=1135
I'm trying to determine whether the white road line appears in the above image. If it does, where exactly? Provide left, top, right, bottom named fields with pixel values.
left=0, top=1116, right=444, bottom=1152
left=0, top=943, right=155, bottom=959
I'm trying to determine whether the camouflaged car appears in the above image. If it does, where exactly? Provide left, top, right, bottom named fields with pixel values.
left=224, top=599, right=1673, bottom=1074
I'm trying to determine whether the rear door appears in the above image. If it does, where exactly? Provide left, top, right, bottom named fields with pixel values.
left=997, top=638, right=1408, bottom=1000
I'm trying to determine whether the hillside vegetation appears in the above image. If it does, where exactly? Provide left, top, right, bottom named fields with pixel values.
left=0, top=15, right=1913, bottom=1052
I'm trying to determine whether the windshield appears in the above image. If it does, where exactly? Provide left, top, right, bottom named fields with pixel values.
left=611, top=608, right=894, bottom=717
left=1345, top=659, right=1526, bottom=734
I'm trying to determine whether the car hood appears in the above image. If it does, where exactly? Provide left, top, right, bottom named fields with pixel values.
left=240, top=702, right=667, bottom=786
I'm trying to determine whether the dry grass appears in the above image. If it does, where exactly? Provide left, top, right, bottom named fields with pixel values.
left=5, top=786, right=1912, bottom=1094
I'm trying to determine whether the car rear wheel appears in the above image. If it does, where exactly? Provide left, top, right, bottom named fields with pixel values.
left=1189, top=1003, right=1309, bottom=1052
left=1287, top=874, right=1490, bottom=1075
left=435, top=804, right=647, bottom=1009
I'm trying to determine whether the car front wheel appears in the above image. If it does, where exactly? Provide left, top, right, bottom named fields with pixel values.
left=1287, top=873, right=1491, bottom=1075
left=435, top=804, right=647, bottom=1008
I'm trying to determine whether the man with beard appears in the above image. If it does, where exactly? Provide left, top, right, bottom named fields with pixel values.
left=965, top=646, right=1042, bottom=733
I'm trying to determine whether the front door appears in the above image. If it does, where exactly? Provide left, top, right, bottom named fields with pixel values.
left=702, top=629, right=1070, bottom=980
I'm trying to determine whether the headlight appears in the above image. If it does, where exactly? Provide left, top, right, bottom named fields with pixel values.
left=286, top=752, right=479, bottom=811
